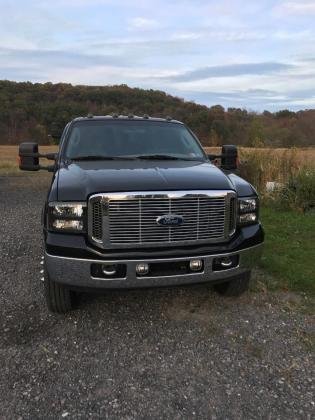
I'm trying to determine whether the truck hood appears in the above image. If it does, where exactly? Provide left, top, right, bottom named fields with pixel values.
left=56, top=160, right=236, bottom=201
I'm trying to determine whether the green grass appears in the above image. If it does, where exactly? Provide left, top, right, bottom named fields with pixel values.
left=259, top=207, right=315, bottom=296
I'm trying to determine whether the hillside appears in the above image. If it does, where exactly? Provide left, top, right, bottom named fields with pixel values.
left=1, top=80, right=314, bottom=147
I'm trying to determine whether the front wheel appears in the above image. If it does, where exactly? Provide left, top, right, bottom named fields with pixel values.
left=213, top=271, right=251, bottom=297
left=44, top=266, right=74, bottom=313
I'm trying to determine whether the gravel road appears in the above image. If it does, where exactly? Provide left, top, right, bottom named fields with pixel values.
left=0, top=175, right=314, bottom=419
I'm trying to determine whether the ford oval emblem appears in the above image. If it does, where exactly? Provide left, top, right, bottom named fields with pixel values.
left=156, top=214, right=184, bottom=226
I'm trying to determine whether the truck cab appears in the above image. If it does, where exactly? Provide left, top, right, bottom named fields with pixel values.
left=19, top=115, right=264, bottom=313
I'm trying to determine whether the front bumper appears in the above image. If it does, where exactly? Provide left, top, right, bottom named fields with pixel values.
left=45, top=243, right=263, bottom=289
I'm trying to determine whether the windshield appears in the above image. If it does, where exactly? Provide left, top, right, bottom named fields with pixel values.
left=64, top=120, right=206, bottom=160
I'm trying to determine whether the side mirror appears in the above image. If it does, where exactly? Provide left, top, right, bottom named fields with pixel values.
left=19, top=142, right=39, bottom=171
left=221, top=145, right=238, bottom=170
left=207, top=145, right=238, bottom=171
left=19, top=142, right=57, bottom=171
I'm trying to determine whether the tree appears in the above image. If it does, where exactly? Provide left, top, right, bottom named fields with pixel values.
left=0, top=80, right=314, bottom=147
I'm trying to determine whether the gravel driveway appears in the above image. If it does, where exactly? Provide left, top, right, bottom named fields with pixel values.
left=0, top=175, right=314, bottom=419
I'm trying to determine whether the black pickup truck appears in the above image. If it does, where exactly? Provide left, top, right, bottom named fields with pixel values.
left=19, top=115, right=264, bottom=313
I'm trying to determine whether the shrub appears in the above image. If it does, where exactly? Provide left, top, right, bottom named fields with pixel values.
left=238, top=148, right=315, bottom=212
left=279, top=168, right=315, bottom=212
left=239, top=148, right=301, bottom=193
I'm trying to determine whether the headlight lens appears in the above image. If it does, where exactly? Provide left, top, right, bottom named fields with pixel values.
left=48, top=202, right=86, bottom=232
left=238, top=197, right=259, bottom=225
left=238, top=198, right=257, bottom=213
left=239, top=212, right=257, bottom=224
left=52, top=219, right=84, bottom=231
left=52, top=203, right=84, bottom=217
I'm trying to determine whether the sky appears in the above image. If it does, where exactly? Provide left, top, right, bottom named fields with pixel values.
left=1, top=0, right=315, bottom=111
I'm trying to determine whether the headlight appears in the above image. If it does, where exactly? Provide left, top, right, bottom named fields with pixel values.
left=238, top=197, right=259, bottom=225
left=48, top=202, right=86, bottom=232
left=52, top=219, right=84, bottom=231
left=52, top=203, right=84, bottom=217
left=239, top=212, right=257, bottom=224
left=239, top=198, right=257, bottom=213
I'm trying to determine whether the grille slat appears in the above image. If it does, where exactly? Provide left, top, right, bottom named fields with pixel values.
left=90, top=191, right=236, bottom=248
left=92, top=201, right=103, bottom=241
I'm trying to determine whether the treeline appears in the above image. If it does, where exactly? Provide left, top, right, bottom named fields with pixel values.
left=0, top=80, right=314, bottom=147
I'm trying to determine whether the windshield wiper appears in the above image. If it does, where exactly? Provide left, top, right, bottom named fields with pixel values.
left=70, top=155, right=135, bottom=161
left=134, top=154, right=202, bottom=161
left=69, top=154, right=203, bottom=162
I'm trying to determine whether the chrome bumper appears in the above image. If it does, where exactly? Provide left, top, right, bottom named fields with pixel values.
left=45, top=244, right=263, bottom=289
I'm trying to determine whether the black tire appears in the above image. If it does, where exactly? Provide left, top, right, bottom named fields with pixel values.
left=214, top=271, right=251, bottom=297
left=44, top=267, right=73, bottom=313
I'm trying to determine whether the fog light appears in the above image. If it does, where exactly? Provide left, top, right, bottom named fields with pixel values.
left=189, top=259, right=203, bottom=272
left=213, top=255, right=239, bottom=271
left=136, top=263, right=149, bottom=275
left=102, top=264, right=117, bottom=276
left=219, top=257, right=233, bottom=267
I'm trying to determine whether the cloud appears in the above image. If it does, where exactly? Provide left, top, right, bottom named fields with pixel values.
left=0, top=0, right=315, bottom=111
left=87, top=38, right=202, bottom=59
left=128, top=17, right=159, bottom=31
left=177, top=87, right=315, bottom=111
left=0, top=47, right=127, bottom=70
left=277, top=1, right=315, bottom=14
left=157, top=62, right=294, bottom=82
left=182, top=88, right=286, bottom=103
left=171, top=32, right=202, bottom=41
left=170, top=29, right=267, bottom=42
left=273, top=29, right=313, bottom=41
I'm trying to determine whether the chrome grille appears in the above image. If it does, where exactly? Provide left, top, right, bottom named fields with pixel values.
left=229, top=197, right=237, bottom=233
left=92, top=201, right=103, bottom=241
left=89, top=191, right=236, bottom=249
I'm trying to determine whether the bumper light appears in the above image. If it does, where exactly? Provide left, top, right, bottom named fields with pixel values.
left=102, top=264, right=117, bottom=276
left=91, top=263, right=126, bottom=279
left=136, top=263, right=150, bottom=275
left=189, top=259, right=203, bottom=272
left=213, top=255, right=239, bottom=271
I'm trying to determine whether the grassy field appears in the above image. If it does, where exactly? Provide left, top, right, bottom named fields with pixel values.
left=206, top=146, right=315, bottom=192
left=1, top=145, right=315, bottom=176
left=259, top=207, right=315, bottom=297
left=204, top=146, right=315, bottom=166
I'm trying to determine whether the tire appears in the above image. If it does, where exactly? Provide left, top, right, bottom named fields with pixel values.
left=44, top=266, right=73, bottom=313
left=214, top=271, right=251, bottom=297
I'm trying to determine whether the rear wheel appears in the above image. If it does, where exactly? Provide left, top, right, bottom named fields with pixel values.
left=214, top=271, right=251, bottom=297
left=44, top=266, right=73, bottom=313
